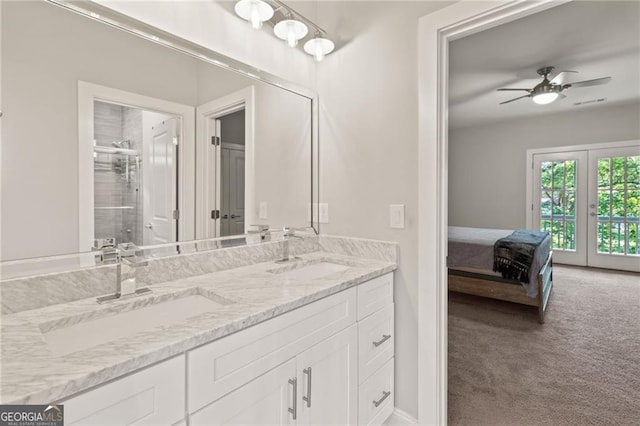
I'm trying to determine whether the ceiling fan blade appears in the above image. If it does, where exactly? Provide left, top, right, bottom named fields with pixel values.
left=497, top=88, right=531, bottom=92
left=499, top=94, right=530, bottom=105
left=550, top=70, right=578, bottom=85
left=566, top=77, right=612, bottom=88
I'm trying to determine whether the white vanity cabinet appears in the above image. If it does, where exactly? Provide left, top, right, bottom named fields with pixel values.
left=59, top=272, right=395, bottom=426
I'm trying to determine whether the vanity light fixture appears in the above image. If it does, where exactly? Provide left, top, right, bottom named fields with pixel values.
left=274, top=15, right=308, bottom=47
left=235, top=0, right=336, bottom=59
left=234, top=0, right=274, bottom=30
left=303, top=34, right=334, bottom=62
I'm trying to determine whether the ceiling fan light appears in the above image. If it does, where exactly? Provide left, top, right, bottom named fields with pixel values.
left=303, top=36, right=334, bottom=61
left=274, top=19, right=308, bottom=47
left=234, top=0, right=274, bottom=30
left=532, top=92, right=559, bottom=105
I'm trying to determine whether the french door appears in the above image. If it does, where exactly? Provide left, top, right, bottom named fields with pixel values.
left=532, top=144, right=640, bottom=271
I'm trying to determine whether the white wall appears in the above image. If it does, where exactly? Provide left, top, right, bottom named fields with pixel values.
left=449, top=102, right=640, bottom=229
left=316, top=1, right=453, bottom=419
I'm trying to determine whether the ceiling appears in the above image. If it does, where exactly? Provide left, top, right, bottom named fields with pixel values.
left=449, top=0, right=640, bottom=129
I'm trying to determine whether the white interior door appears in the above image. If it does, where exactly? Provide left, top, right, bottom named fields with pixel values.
left=587, top=146, right=640, bottom=271
left=533, top=151, right=589, bottom=265
left=221, top=146, right=246, bottom=237
left=143, top=118, right=177, bottom=245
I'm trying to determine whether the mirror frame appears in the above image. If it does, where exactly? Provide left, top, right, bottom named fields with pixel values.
left=47, top=0, right=320, bottom=242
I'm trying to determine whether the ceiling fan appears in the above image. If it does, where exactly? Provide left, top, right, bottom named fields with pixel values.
left=497, top=66, right=612, bottom=105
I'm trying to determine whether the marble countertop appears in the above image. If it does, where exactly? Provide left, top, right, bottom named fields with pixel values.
left=0, top=251, right=396, bottom=404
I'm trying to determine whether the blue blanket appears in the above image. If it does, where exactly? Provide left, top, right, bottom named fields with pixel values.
left=493, top=229, right=549, bottom=284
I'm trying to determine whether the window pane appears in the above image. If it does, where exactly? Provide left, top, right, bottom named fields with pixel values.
left=565, top=221, right=576, bottom=251
left=627, top=190, right=640, bottom=219
left=541, top=220, right=551, bottom=233
left=598, top=191, right=610, bottom=217
left=628, top=223, right=638, bottom=255
left=541, top=162, right=553, bottom=190
left=541, top=197, right=552, bottom=217
left=612, top=157, right=625, bottom=189
left=552, top=220, right=564, bottom=249
left=598, top=222, right=610, bottom=254
left=598, top=158, right=610, bottom=189
left=566, top=160, right=576, bottom=189
left=627, top=156, right=639, bottom=189
left=553, top=161, right=565, bottom=189
left=552, top=192, right=563, bottom=216
left=565, top=191, right=576, bottom=218
left=611, top=222, right=625, bottom=254
left=611, top=190, right=625, bottom=218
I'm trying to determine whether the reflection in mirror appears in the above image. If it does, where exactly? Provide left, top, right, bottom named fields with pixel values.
left=1, top=0, right=316, bottom=269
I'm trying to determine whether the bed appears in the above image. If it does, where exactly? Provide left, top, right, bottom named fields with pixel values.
left=448, top=226, right=554, bottom=323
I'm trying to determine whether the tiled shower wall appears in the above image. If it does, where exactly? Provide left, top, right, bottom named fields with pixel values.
left=93, top=101, right=142, bottom=245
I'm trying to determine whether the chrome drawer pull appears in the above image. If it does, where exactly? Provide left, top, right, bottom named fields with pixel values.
left=373, top=391, right=391, bottom=407
left=373, top=334, right=391, bottom=347
left=288, top=378, right=297, bottom=419
left=303, top=367, right=312, bottom=407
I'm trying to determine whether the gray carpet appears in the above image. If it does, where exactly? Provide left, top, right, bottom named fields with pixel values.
left=448, top=265, right=640, bottom=426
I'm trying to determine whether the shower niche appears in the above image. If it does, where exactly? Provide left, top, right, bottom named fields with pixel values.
left=93, top=100, right=175, bottom=247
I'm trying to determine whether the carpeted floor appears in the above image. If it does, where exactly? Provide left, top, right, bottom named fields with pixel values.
left=448, top=265, right=640, bottom=426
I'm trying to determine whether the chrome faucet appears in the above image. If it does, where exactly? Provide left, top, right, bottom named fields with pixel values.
left=96, top=243, right=151, bottom=303
left=276, top=227, right=302, bottom=263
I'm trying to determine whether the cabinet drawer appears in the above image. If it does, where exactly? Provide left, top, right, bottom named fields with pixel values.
left=62, top=355, right=185, bottom=426
left=357, top=273, right=393, bottom=320
left=358, top=358, right=394, bottom=426
left=358, top=303, right=394, bottom=383
left=187, top=288, right=356, bottom=413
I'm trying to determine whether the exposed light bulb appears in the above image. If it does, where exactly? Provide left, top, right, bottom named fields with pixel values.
left=314, top=45, right=324, bottom=61
left=250, top=3, right=262, bottom=30
left=287, top=24, right=298, bottom=47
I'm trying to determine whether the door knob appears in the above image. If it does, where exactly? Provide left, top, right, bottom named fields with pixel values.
left=222, top=214, right=229, bottom=219
left=589, top=204, right=596, bottom=208
left=144, top=223, right=153, bottom=229
left=590, top=212, right=597, bottom=217
left=230, top=214, right=240, bottom=219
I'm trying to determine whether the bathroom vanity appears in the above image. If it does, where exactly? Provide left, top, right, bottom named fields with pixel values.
left=0, top=236, right=397, bottom=426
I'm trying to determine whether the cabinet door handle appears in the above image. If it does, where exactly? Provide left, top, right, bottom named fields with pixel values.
left=373, top=391, right=391, bottom=407
left=373, top=334, right=391, bottom=347
left=288, top=378, right=297, bottom=419
left=303, top=367, right=312, bottom=407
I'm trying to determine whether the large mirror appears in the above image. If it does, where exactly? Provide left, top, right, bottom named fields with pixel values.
left=1, top=0, right=317, bottom=267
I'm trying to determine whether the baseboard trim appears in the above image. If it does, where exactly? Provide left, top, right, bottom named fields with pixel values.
left=384, top=408, right=418, bottom=425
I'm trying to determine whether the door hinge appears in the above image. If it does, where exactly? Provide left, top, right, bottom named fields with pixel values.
left=211, top=210, right=220, bottom=220
left=172, top=209, right=180, bottom=220
left=211, top=136, right=220, bottom=146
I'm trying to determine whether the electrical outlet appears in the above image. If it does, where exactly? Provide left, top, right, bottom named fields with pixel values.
left=259, top=202, right=268, bottom=219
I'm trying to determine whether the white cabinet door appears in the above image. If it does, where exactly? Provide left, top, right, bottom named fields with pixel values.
left=62, top=355, right=185, bottom=426
left=296, top=324, right=358, bottom=426
left=190, top=359, right=297, bottom=426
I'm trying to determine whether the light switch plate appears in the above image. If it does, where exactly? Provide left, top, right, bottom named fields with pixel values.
left=319, top=203, right=329, bottom=224
left=390, top=204, right=405, bottom=229
left=259, top=202, right=268, bottom=219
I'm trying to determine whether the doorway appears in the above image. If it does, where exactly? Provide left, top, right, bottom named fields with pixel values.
left=218, top=110, right=246, bottom=237
left=92, top=100, right=177, bottom=247
left=531, top=142, right=640, bottom=271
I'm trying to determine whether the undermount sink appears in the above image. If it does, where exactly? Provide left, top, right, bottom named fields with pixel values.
left=269, top=261, right=350, bottom=280
left=42, top=292, right=230, bottom=357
